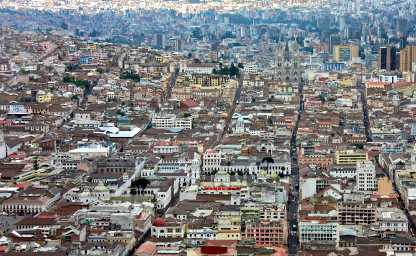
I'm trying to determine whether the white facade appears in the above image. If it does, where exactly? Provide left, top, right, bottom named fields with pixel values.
left=329, top=167, right=356, bottom=179
left=299, top=220, right=338, bottom=245
left=202, top=150, right=224, bottom=172
left=300, top=177, right=318, bottom=200
left=181, top=63, right=215, bottom=74
left=151, top=222, right=185, bottom=238
left=377, top=208, right=409, bottom=232
left=72, top=112, right=101, bottom=128
left=243, top=63, right=258, bottom=74
left=187, top=227, right=216, bottom=241
left=153, top=145, right=180, bottom=154
left=152, top=114, right=192, bottom=130
left=356, top=160, right=376, bottom=191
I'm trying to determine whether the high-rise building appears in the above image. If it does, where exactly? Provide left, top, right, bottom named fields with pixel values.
left=334, top=44, right=359, bottom=62
left=356, top=160, right=376, bottom=192
left=400, top=45, right=416, bottom=72
left=329, top=34, right=341, bottom=55
left=378, top=46, right=398, bottom=71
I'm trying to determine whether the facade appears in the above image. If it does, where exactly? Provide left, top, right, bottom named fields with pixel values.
left=378, top=46, right=398, bottom=71
left=377, top=208, right=408, bottom=232
left=334, top=44, right=359, bottom=62
left=242, top=220, right=288, bottom=247
left=1, top=187, right=61, bottom=215
left=151, top=218, right=185, bottom=239
left=356, top=160, right=376, bottom=192
left=335, top=150, right=367, bottom=165
left=152, top=114, right=192, bottom=130
left=274, top=42, right=302, bottom=83
left=299, top=219, right=338, bottom=246
left=400, top=45, right=416, bottom=72
left=337, top=202, right=377, bottom=225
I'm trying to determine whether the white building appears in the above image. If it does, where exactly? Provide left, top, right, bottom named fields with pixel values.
left=64, top=182, right=110, bottom=204
left=243, top=63, right=258, bottom=74
left=151, top=217, right=185, bottom=238
left=299, top=220, right=339, bottom=245
left=329, top=166, right=356, bottom=179
left=68, top=144, right=110, bottom=161
left=181, top=63, right=216, bottom=74
left=356, top=160, right=376, bottom=192
left=203, top=149, right=225, bottom=172
left=71, top=112, right=101, bottom=128
left=152, top=114, right=192, bottom=130
left=377, top=208, right=409, bottom=232
left=186, top=227, right=216, bottom=242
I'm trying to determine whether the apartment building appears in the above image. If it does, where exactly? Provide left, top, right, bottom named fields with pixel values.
left=337, top=202, right=376, bottom=225
left=335, top=150, right=367, bottom=165
left=152, top=114, right=192, bottom=130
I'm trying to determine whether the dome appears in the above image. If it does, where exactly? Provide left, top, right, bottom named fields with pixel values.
left=153, top=217, right=166, bottom=227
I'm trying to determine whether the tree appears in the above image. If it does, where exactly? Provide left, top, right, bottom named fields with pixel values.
left=132, top=177, right=151, bottom=191
left=120, top=70, right=140, bottom=82
left=33, top=157, right=39, bottom=170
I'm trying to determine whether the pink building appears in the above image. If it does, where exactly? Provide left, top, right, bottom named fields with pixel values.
left=242, top=220, right=288, bottom=247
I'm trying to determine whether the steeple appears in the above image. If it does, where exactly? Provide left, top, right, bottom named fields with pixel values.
left=284, top=41, right=290, bottom=62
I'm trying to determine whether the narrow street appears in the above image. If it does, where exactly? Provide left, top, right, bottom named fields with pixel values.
left=209, top=73, right=243, bottom=149
left=357, top=81, right=372, bottom=142
left=165, top=67, right=179, bottom=102
left=288, top=81, right=304, bottom=256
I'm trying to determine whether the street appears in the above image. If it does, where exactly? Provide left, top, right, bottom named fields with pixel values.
left=209, top=73, right=243, bottom=149
left=287, top=81, right=304, bottom=256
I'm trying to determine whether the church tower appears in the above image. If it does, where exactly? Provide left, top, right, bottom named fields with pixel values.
left=274, top=41, right=302, bottom=83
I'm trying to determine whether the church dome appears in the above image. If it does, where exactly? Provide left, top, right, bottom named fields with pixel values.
left=153, top=217, right=166, bottom=227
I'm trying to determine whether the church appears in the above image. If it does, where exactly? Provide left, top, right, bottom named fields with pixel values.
left=273, top=41, right=302, bottom=83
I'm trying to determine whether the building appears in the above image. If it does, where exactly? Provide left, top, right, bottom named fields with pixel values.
left=377, top=208, right=408, bottom=232
left=1, top=187, right=61, bottom=215
left=151, top=217, right=185, bottom=239
left=181, top=63, right=217, bottom=74
left=299, top=218, right=338, bottom=247
left=356, top=160, right=376, bottom=192
left=334, top=44, right=359, bottom=62
left=0, top=58, right=11, bottom=73
left=337, top=202, right=376, bottom=225
left=152, top=114, right=192, bottom=130
left=274, top=42, right=302, bottom=83
left=335, top=150, right=367, bottom=165
left=378, top=46, right=398, bottom=71
left=400, top=45, right=416, bottom=72
left=242, top=220, right=288, bottom=247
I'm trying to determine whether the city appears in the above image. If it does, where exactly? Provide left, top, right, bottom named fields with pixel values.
left=0, top=0, right=415, bottom=256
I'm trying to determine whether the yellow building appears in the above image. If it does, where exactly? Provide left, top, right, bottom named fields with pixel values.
left=36, top=91, right=53, bottom=103
left=173, top=74, right=237, bottom=104
left=334, top=44, right=359, bottom=62
left=191, top=74, right=229, bottom=89
left=335, top=150, right=367, bottom=165
left=214, top=204, right=241, bottom=240
left=339, top=78, right=354, bottom=87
